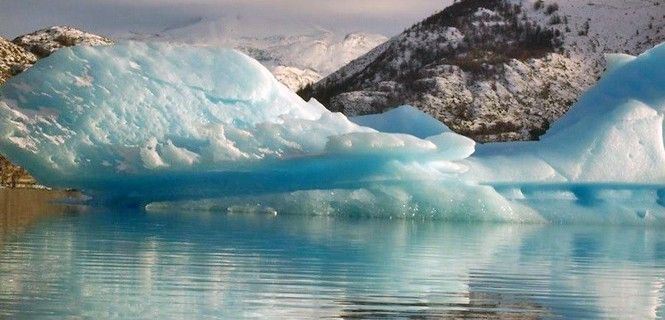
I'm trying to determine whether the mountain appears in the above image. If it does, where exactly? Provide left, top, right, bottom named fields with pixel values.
left=0, top=37, right=37, bottom=84
left=126, top=17, right=387, bottom=91
left=13, top=26, right=113, bottom=58
left=300, top=0, right=665, bottom=142
left=233, top=30, right=388, bottom=91
left=0, top=26, right=112, bottom=187
left=272, top=66, right=321, bottom=92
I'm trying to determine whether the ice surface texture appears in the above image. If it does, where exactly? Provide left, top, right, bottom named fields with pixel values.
left=1, top=41, right=664, bottom=223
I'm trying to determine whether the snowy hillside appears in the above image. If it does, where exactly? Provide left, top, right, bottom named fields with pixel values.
left=301, top=0, right=665, bottom=142
left=126, top=18, right=387, bottom=91
left=237, top=30, right=388, bottom=90
left=272, top=66, right=321, bottom=92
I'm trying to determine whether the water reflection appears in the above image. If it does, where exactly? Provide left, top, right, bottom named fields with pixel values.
left=0, top=189, right=85, bottom=246
left=0, top=209, right=663, bottom=319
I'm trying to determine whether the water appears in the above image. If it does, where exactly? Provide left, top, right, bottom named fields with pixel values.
left=1, top=192, right=664, bottom=319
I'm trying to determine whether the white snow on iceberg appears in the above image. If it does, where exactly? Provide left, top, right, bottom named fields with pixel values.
left=0, top=41, right=664, bottom=224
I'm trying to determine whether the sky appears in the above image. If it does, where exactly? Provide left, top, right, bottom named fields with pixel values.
left=0, top=0, right=453, bottom=38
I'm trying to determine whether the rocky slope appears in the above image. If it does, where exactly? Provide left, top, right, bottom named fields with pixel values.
left=300, top=0, right=665, bottom=142
left=12, top=26, right=113, bottom=58
left=0, top=37, right=37, bottom=84
left=0, top=26, right=112, bottom=187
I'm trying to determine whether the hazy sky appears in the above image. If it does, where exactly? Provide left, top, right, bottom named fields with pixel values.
left=0, top=0, right=453, bottom=38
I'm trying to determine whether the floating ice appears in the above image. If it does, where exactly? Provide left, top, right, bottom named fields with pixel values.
left=350, top=105, right=451, bottom=139
left=1, top=41, right=664, bottom=224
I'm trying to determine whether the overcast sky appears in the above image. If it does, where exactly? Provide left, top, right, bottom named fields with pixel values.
left=0, top=0, right=453, bottom=38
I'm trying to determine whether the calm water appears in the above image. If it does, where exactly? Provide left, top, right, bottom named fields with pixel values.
left=1, top=192, right=664, bottom=319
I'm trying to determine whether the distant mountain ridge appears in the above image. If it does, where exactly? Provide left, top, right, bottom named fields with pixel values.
left=126, top=18, right=388, bottom=91
left=300, top=0, right=665, bottom=142
left=236, top=30, right=388, bottom=90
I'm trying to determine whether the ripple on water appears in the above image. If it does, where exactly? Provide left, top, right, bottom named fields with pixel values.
left=0, top=205, right=664, bottom=319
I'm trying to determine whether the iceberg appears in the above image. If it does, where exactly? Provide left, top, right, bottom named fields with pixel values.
left=350, top=105, right=451, bottom=139
left=0, top=41, right=664, bottom=224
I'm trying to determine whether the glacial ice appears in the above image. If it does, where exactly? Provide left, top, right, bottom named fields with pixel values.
left=0, top=41, right=664, bottom=224
left=350, top=105, right=451, bottom=139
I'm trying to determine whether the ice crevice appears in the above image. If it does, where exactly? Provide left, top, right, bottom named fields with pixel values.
left=0, top=41, right=664, bottom=224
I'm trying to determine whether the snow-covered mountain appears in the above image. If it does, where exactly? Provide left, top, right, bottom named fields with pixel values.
left=301, top=0, right=665, bottom=142
left=126, top=17, right=387, bottom=91
left=272, top=66, right=321, bottom=92
left=236, top=31, right=388, bottom=91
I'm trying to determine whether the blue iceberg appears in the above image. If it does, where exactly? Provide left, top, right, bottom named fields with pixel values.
left=350, top=105, right=452, bottom=139
left=0, top=41, right=664, bottom=224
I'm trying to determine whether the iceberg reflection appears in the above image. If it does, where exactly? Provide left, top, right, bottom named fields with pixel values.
left=0, top=211, right=663, bottom=318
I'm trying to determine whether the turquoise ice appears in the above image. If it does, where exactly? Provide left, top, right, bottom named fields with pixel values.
left=0, top=41, right=664, bottom=223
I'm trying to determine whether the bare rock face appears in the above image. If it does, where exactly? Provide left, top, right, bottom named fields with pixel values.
left=301, top=0, right=665, bottom=142
left=1, top=26, right=112, bottom=188
left=12, top=26, right=113, bottom=58
left=0, top=37, right=37, bottom=84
